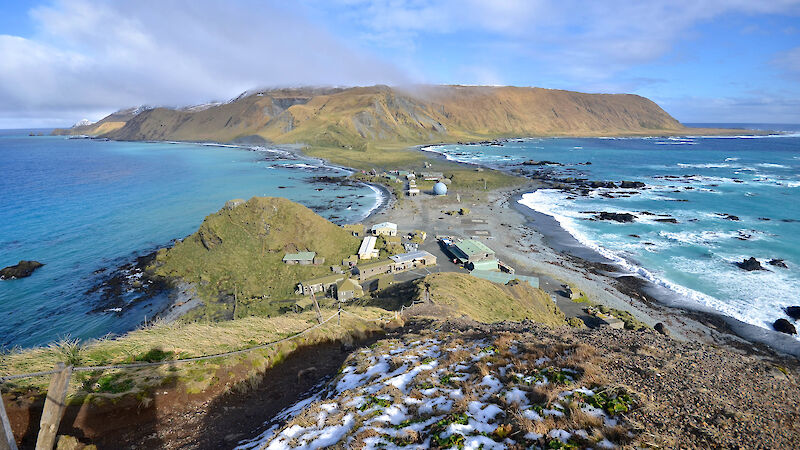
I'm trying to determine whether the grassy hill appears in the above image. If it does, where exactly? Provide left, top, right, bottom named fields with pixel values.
left=54, top=85, right=694, bottom=149
left=148, top=197, right=360, bottom=320
left=411, top=272, right=566, bottom=326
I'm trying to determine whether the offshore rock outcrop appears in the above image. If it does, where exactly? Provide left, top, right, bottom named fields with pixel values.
left=0, top=260, right=44, bottom=280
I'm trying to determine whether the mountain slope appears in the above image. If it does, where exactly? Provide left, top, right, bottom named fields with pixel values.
left=53, top=85, right=686, bottom=146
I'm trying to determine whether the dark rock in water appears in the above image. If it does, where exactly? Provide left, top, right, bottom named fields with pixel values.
left=768, top=259, right=788, bottom=269
left=785, top=306, right=800, bottom=320
left=654, top=322, right=670, bottom=337
left=773, top=318, right=797, bottom=335
left=0, top=260, right=44, bottom=280
left=655, top=218, right=679, bottom=224
left=522, top=160, right=562, bottom=166
left=717, top=213, right=740, bottom=221
left=781, top=218, right=798, bottom=223
left=620, top=181, right=646, bottom=188
left=587, top=181, right=617, bottom=188
left=639, top=211, right=655, bottom=216
left=758, top=217, right=771, bottom=221
left=629, top=234, right=640, bottom=238
left=736, top=257, right=764, bottom=271
left=595, top=212, right=635, bottom=223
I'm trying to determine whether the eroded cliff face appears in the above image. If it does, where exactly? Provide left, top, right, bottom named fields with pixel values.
left=53, top=85, right=685, bottom=145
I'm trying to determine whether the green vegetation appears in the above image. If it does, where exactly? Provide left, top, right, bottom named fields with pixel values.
left=0, top=306, right=388, bottom=398
left=149, top=197, right=361, bottom=319
left=415, top=273, right=566, bottom=326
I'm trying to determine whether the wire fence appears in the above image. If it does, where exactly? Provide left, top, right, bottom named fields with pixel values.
left=0, top=307, right=391, bottom=384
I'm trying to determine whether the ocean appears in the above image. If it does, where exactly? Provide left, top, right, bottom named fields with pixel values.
left=0, top=131, right=381, bottom=348
left=423, top=124, right=800, bottom=340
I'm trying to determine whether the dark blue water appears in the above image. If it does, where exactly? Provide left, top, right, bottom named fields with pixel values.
left=424, top=125, right=800, bottom=339
left=0, top=131, right=380, bottom=348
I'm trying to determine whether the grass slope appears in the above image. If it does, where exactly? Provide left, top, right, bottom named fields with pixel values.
left=149, top=197, right=360, bottom=319
left=415, top=273, right=566, bottom=326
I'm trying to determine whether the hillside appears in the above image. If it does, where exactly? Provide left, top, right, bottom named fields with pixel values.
left=410, top=272, right=566, bottom=326
left=147, top=197, right=360, bottom=320
left=239, top=320, right=800, bottom=449
left=53, top=85, right=688, bottom=148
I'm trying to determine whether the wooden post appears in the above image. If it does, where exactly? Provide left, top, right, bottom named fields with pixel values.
left=311, top=292, right=323, bottom=324
left=0, top=390, right=17, bottom=450
left=35, top=363, right=72, bottom=450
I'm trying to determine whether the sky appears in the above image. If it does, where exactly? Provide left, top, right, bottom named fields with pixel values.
left=1, top=0, right=799, bottom=128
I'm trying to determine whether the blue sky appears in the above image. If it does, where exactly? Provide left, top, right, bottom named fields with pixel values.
left=1, top=0, right=799, bottom=128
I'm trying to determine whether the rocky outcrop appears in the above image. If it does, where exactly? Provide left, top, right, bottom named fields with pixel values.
left=595, top=212, right=636, bottom=223
left=785, top=306, right=800, bottom=321
left=768, top=259, right=788, bottom=269
left=736, top=257, right=764, bottom=271
left=773, top=318, right=797, bottom=335
left=654, top=322, right=670, bottom=336
left=620, top=181, right=646, bottom=188
left=0, top=260, right=44, bottom=280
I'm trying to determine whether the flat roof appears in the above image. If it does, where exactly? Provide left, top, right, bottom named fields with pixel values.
left=454, top=239, right=495, bottom=258
left=283, top=251, right=316, bottom=261
left=469, top=270, right=539, bottom=288
left=303, top=274, right=345, bottom=286
left=371, top=222, right=397, bottom=230
left=357, top=259, right=393, bottom=271
left=390, top=250, right=435, bottom=264
left=358, top=236, right=377, bottom=254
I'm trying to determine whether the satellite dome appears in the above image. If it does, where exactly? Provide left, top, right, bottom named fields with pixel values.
left=433, top=182, right=448, bottom=195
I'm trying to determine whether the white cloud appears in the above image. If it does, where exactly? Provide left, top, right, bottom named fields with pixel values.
left=0, top=0, right=408, bottom=128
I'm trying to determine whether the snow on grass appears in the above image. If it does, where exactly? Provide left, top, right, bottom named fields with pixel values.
left=242, top=333, right=635, bottom=449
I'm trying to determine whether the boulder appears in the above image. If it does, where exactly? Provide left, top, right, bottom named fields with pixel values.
left=595, top=212, right=636, bottom=223
left=784, top=306, right=800, bottom=321
left=768, top=259, right=788, bottom=269
left=620, top=181, right=646, bottom=188
left=0, top=260, right=44, bottom=280
left=735, top=257, right=764, bottom=271
left=655, top=218, right=679, bottom=224
left=773, top=318, right=797, bottom=335
left=654, top=322, right=670, bottom=337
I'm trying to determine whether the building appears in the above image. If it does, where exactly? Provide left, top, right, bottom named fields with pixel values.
left=358, top=236, right=379, bottom=260
left=371, top=222, right=398, bottom=237
left=420, top=171, right=444, bottom=181
left=406, top=188, right=420, bottom=196
left=450, top=239, right=495, bottom=265
left=389, top=250, right=437, bottom=271
left=469, top=270, right=539, bottom=288
left=468, top=258, right=499, bottom=272
left=283, top=251, right=316, bottom=265
left=342, top=255, right=359, bottom=267
left=296, top=274, right=345, bottom=296
left=335, top=278, right=364, bottom=301
left=354, top=260, right=394, bottom=281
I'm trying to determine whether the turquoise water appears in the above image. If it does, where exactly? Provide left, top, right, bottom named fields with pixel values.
left=424, top=125, right=800, bottom=339
left=0, top=131, right=380, bottom=348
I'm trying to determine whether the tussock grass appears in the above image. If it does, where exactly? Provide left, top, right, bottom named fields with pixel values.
left=0, top=306, right=387, bottom=399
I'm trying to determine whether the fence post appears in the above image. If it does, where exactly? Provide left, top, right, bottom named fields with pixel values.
left=0, top=390, right=17, bottom=450
left=337, top=304, right=341, bottom=326
left=35, top=363, right=72, bottom=450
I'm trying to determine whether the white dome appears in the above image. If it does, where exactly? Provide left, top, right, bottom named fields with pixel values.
left=433, top=182, right=448, bottom=195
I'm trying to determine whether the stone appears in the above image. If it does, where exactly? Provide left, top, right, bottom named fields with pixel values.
left=773, top=318, right=797, bottom=335
left=620, top=180, right=646, bottom=188
left=768, top=259, right=788, bottom=269
left=784, top=306, right=800, bottom=321
left=0, top=260, right=44, bottom=280
left=595, top=212, right=636, bottom=223
left=735, top=257, right=764, bottom=271
left=654, top=322, right=671, bottom=337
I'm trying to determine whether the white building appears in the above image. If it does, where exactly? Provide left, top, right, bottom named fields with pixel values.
left=371, top=222, right=398, bottom=237
left=358, top=236, right=379, bottom=259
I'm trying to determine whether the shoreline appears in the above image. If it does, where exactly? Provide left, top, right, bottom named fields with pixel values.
left=369, top=144, right=800, bottom=358
left=48, top=134, right=800, bottom=358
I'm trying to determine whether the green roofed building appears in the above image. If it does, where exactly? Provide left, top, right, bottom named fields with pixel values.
left=336, top=278, right=364, bottom=301
left=451, top=239, right=495, bottom=264
left=283, top=251, right=316, bottom=265
left=468, top=258, right=499, bottom=271
left=469, top=270, right=539, bottom=288
left=296, top=274, right=345, bottom=296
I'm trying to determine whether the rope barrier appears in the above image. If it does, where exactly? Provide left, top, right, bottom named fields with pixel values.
left=1, top=309, right=350, bottom=383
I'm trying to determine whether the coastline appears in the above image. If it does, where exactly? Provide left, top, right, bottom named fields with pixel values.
left=374, top=143, right=800, bottom=358
left=50, top=134, right=799, bottom=359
